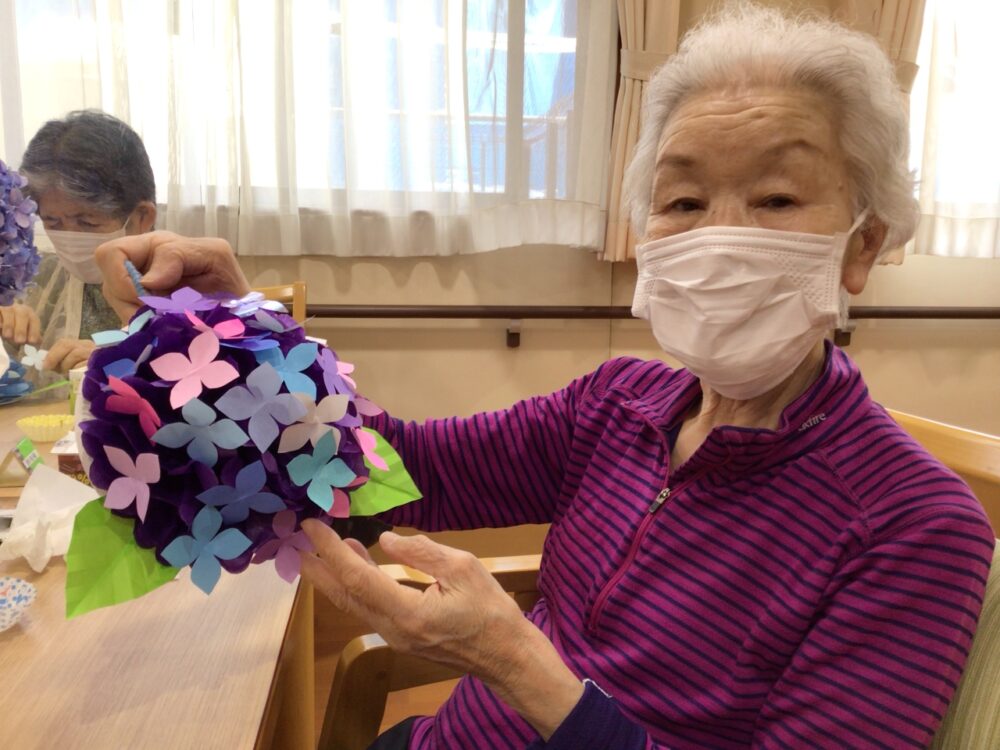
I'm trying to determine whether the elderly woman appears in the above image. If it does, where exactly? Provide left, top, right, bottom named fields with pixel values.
left=0, top=110, right=156, bottom=374
left=98, top=5, right=994, bottom=749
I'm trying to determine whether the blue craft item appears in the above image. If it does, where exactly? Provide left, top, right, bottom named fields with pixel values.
left=124, top=259, right=147, bottom=297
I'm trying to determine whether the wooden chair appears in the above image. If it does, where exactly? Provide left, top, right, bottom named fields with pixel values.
left=319, top=412, right=1000, bottom=750
left=254, top=281, right=307, bottom=323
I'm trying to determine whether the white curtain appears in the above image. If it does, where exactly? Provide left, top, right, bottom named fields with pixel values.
left=0, top=0, right=618, bottom=257
left=908, top=0, right=1000, bottom=258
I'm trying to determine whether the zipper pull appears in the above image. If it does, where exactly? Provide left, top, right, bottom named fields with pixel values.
left=648, top=487, right=670, bottom=513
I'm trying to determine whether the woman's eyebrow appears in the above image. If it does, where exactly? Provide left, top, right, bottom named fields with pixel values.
left=654, top=152, right=697, bottom=172
left=763, top=138, right=827, bottom=159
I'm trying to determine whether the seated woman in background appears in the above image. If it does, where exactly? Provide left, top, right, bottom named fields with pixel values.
left=98, top=5, right=995, bottom=748
left=0, top=110, right=156, bottom=374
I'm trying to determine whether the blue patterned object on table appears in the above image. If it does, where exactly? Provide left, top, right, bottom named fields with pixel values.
left=0, top=576, right=36, bottom=632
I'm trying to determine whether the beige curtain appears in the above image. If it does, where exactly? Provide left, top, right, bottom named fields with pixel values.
left=600, top=0, right=681, bottom=262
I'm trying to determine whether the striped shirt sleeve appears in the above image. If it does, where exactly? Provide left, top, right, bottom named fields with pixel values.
left=369, top=361, right=631, bottom=531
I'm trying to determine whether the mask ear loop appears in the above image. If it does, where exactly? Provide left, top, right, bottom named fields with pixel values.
left=848, top=208, right=869, bottom=237
left=836, top=209, right=871, bottom=333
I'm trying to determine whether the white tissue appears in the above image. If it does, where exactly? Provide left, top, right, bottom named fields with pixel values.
left=0, top=465, right=100, bottom=572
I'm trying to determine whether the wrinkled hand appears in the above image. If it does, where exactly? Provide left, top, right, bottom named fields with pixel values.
left=96, top=231, right=252, bottom=323
left=43, top=338, right=96, bottom=373
left=300, top=524, right=583, bottom=739
left=0, top=304, right=41, bottom=345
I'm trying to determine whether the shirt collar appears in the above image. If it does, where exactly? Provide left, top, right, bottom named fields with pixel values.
left=624, top=340, right=869, bottom=474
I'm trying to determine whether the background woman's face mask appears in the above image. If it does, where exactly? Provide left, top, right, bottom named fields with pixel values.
left=632, top=212, right=868, bottom=400
left=46, top=219, right=129, bottom=284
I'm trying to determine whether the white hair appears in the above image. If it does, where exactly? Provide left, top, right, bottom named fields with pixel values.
left=622, top=2, right=919, bottom=252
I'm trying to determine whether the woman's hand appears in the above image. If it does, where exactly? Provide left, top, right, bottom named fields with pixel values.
left=96, top=231, right=252, bottom=322
left=43, top=338, right=96, bottom=373
left=300, top=523, right=584, bottom=740
left=0, top=304, right=41, bottom=345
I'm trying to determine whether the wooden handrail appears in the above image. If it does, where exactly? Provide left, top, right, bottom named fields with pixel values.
left=307, top=304, right=1000, bottom=320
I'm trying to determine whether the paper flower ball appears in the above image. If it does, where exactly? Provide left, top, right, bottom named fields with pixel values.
left=0, top=160, right=41, bottom=307
left=70, top=290, right=419, bottom=609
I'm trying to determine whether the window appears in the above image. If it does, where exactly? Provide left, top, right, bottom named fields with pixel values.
left=908, top=0, right=1000, bottom=258
left=0, top=0, right=617, bottom=256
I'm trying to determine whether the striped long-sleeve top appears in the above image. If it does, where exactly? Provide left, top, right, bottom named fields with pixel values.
left=371, top=343, right=995, bottom=749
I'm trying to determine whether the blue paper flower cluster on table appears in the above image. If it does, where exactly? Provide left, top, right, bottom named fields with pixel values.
left=0, top=160, right=40, bottom=307
left=0, top=359, right=32, bottom=403
left=79, top=290, right=405, bottom=595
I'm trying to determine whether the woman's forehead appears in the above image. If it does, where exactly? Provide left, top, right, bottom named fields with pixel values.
left=35, top=188, right=112, bottom=221
left=655, top=88, right=840, bottom=164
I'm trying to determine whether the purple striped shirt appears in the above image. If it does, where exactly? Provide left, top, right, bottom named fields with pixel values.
left=372, top=343, right=994, bottom=749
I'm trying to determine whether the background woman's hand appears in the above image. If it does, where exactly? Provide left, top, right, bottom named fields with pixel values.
left=96, top=231, right=252, bottom=322
left=300, top=524, right=583, bottom=739
left=43, top=338, right=96, bottom=373
left=0, top=304, right=41, bottom=345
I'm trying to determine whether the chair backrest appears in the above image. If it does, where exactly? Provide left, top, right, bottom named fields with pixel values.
left=253, top=281, right=307, bottom=323
left=930, top=540, right=1000, bottom=749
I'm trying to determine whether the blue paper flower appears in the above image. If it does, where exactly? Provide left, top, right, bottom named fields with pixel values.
left=161, top=506, right=252, bottom=594
left=151, top=398, right=249, bottom=466
left=215, top=363, right=307, bottom=451
left=287, top=431, right=356, bottom=511
left=197, top=461, right=285, bottom=523
left=254, top=343, right=319, bottom=400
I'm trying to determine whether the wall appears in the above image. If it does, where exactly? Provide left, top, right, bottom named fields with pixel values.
left=241, top=247, right=1000, bottom=550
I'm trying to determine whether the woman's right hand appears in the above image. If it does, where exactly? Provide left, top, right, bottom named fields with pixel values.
left=96, top=231, right=252, bottom=323
left=0, top=304, right=41, bottom=346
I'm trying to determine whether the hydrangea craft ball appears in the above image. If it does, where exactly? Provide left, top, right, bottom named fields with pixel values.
left=66, top=290, right=420, bottom=617
left=0, top=159, right=41, bottom=307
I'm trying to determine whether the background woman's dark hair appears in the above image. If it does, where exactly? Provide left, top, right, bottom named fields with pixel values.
left=19, top=109, right=155, bottom=220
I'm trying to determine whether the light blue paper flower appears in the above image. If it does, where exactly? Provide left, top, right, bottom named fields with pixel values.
left=215, top=363, right=307, bottom=451
left=197, top=461, right=285, bottom=523
left=287, top=432, right=356, bottom=511
left=161, top=506, right=252, bottom=594
left=254, top=343, right=319, bottom=400
left=151, top=398, right=249, bottom=466
left=91, top=309, right=154, bottom=347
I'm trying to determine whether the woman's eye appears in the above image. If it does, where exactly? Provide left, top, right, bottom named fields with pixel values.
left=79, top=221, right=99, bottom=228
left=667, top=198, right=703, bottom=213
left=760, top=195, right=796, bottom=209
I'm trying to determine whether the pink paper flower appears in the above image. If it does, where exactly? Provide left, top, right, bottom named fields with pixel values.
left=253, top=511, right=315, bottom=582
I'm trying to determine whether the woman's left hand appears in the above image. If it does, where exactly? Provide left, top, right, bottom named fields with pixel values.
left=300, top=523, right=584, bottom=739
left=43, top=338, right=96, bottom=373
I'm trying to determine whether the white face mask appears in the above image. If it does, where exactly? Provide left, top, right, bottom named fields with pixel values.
left=46, top=219, right=129, bottom=284
left=632, top=212, right=868, bottom=401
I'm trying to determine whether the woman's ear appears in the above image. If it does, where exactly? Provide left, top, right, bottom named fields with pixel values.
left=131, top=201, right=158, bottom=234
left=842, top=216, right=887, bottom=294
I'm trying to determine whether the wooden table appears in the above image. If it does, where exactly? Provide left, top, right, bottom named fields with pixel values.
left=0, top=401, right=315, bottom=749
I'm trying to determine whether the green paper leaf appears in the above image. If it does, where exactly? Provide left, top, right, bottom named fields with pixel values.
left=64, top=499, right=178, bottom=619
left=349, top=429, right=422, bottom=516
